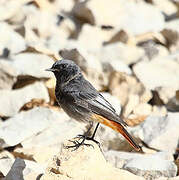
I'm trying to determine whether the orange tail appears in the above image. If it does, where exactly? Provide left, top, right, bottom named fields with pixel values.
left=92, top=114, right=140, bottom=151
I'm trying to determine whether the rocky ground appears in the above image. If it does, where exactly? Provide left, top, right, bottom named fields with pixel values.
left=0, top=0, right=179, bottom=179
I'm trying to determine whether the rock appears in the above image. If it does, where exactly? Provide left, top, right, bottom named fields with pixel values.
left=152, top=0, right=177, bottom=16
left=132, top=113, right=179, bottom=152
left=73, top=0, right=164, bottom=35
left=0, top=107, right=56, bottom=148
left=95, top=123, right=138, bottom=152
left=41, top=140, right=145, bottom=180
left=102, top=58, right=132, bottom=75
left=105, top=150, right=174, bottom=169
left=162, top=20, right=179, bottom=50
left=21, top=110, right=84, bottom=149
left=108, top=72, right=152, bottom=108
left=166, top=90, right=179, bottom=112
left=0, top=82, right=49, bottom=117
left=10, top=53, right=54, bottom=79
left=156, top=176, right=179, bottom=180
left=133, top=103, right=152, bottom=116
left=98, top=43, right=145, bottom=66
left=123, top=154, right=177, bottom=179
left=14, top=146, right=60, bottom=164
left=5, top=158, right=25, bottom=180
left=157, top=87, right=176, bottom=104
left=24, top=6, right=75, bottom=52
left=0, top=0, right=24, bottom=21
left=77, top=24, right=117, bottom=50
left=133, top=57, right=179, bottom=90
left=138, top=40, right=169, bottom=60
left=3, top=158, right=44, bottom=180
left=0, top=22, right=26, bottom=55
left=0, top=60, right=17, bottom=89
left=0, top=158, right=14, bottom=177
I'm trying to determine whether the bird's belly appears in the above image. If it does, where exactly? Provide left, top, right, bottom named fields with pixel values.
left=60, top=102, right=91, bottom=123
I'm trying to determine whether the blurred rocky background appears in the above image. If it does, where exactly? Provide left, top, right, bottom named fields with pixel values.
left=0, top=0, right=179, bottom=179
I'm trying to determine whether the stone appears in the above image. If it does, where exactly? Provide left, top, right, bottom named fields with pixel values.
left=131, top=113, right=179, bottom=152
left=108, top=72, right=152, bottom=108
left=162, top=20, right=179, bottom=50
left=24, top=6, right=75, bottom=53
left=0, top=60, right=17, bottom=89
left=105, top=150, right=174, bottom=169
left=14, top=146, right=60, bottom=164
left=0, top=107, right=55, bottom=148
left=166, top=90, right=179, bottom=112
left=95, top=123, right=138, bottom=152
left=73, top=0, right=164, bottom=35
left=0, top=0, right=24, bottom=21
left=3, top=158, right=44, bottom=179
left=156, top=176, right=179, bottom=180
left=152, top=0, right=177, bottom=16
left=21, top=111, right=84, bottom=149
left=123, top=155, right=177, bottom=179
left=41, top=140, right=145, bottom=180
left=77, top=24, right=117, bottom=50
left=157, top=87, right=176, bottom=104
left=0, top=22, right=26, bottom=55
left=0, top=158, right=14, bottom=177
left=10, top=53, right=54, bottom=79
left=0, top=82, right=49, bottom=117
left=133, top=103, right=152, bottom=116
left=133, top=57, right=179, bottom=90
left=5, top=158, right=25, bottom=180
left=98, top=43, right=145, bottom=66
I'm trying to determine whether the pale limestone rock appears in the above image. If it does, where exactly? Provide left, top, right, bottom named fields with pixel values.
left=0, top=107, right=54, bottom=148
left=0, top=82, right=49, bottom=117
left=77, top=24, right=117, bottom=50
left=132, top=113, right=179, bottom=152
left=5, top=158, right=25, bottom=180
left=41, top=140, right=145, bottom=180
left=98, top=43, right=145, bottom=66
left=133, top=57, right=179, bottom=90
left=133, top=103, right=152, bottom=116
left=152, top=0, right=177, bottom=16
left=11, top=53, right=54, bottom=78
left=0, top=0, right=24, bottom=21
left=73, top=0, right=164, bottom=35
left=0, top=22, right=26, bottom=54
left=0, top=60, right=17, bottom=89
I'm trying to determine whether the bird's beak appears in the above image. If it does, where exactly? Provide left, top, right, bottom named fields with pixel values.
left=45, top=68, right=58, bottom=72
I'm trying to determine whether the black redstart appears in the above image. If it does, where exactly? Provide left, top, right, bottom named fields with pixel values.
left=46, top=59, right=140, bottom=151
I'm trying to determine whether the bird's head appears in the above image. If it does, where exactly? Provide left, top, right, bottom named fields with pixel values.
left=46, top=59, right=82, bottom=84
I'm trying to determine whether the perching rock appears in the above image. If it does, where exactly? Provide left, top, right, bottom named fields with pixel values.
left=41, top=140, right=145, bottom=180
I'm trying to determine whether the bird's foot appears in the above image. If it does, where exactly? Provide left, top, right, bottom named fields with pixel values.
left=76, top=134, right=100, bottom=147
left=64, top=136, right=93, bottom=151
left=64, top=134, right=100, bottom=151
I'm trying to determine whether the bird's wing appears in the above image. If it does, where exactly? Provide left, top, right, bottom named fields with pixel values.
left=64, top=79, right=127, bottom=126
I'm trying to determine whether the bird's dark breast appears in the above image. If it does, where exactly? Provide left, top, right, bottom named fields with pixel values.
left=55, top=89, right=92, bottom=123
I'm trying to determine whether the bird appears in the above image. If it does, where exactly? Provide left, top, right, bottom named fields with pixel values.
left=46, top=59, right=140, bottom=151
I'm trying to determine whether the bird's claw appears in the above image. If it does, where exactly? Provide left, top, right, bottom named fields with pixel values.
left=64, top=139, right=93, bottom=151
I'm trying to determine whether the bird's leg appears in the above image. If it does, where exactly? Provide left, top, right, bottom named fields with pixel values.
left=65, top=122, right=94, bottom=150
left=85, top=123, right=100, bottom=146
